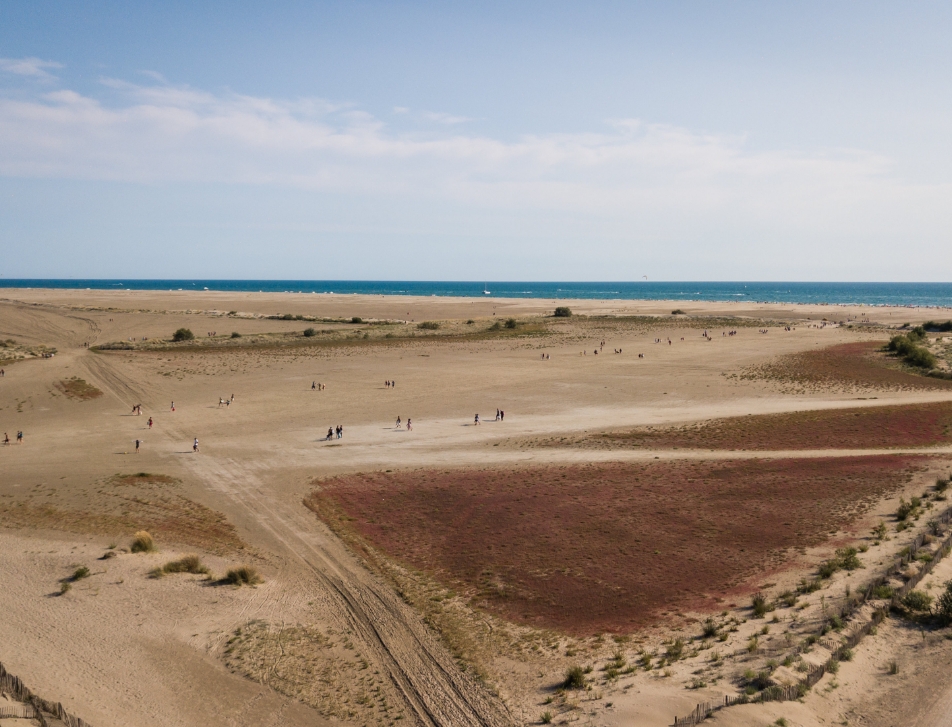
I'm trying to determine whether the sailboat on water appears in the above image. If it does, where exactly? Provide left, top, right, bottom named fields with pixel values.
left=483, top=283, right=491, bottom=295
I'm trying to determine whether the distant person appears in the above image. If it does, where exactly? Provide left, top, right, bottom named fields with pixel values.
left=327, top=427, right=334, bottom=440
left=219, top=398, right=224, bottom=408
left=500, top=410, right=504, bottom=421
left=1, top=368, right=5, bottom=376
left=396, top=416, right=401, bottom=428
left=495, top=409, right=500, bottom=421
left=3, top=433, right=8, bottom=445
left=193, top=437, right=199, bottom=453
left=337, top=425, right=343, bottom=439
left=171, top=401, right=175, bottom=412
left=135, top=439, right=141, bottom=453
left=406, top=418, right=411, bottom=431
left=230, top=393, right=235, bottom=401
left=148, top=417, right=153, bottom=429
left=474, top=414, right=480, bottom=425
left=312, top=381, right=316, bottom=390
left=17, top=431, right=23, bottom=444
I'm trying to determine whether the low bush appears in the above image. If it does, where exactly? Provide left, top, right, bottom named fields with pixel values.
left=886, top=333, right=937, bottom=369
left=752, top=592, right=771, bottom=617
left=130, top=530, right=156, bottom=553
left=541, top=712, right=553, bottom=724
left=230, top=331, right=241, bottom=338
left=71, top=566, right=90, bottom=581
left=417, top=321, right=440, bottom=330
left=504, top=317, right=517, bottom=329
left=553, top=306, right=572, bottom=317
left=172, top=328, right=194, bottom=342
left=564, top=665, right=586, bottom=689
left=934, top=581, right=952, bottom=624
left=303, top=327, right=316, bottom=337
left=897, top=497, right=915, bottom=521
left=223, top=565, right=262, bottom=586
left=161, top=554, right=209, bottom=575
left=872, top=584, right=894, bottom=599
left=702, top=617, right=719, bottom=638
left=923, top=320, right=952, bottom=333
left=671, top=309, right=686, bottom=315
left=902, top=590, right=935, bottom=613
left=351, top=317, right=363, bottom=324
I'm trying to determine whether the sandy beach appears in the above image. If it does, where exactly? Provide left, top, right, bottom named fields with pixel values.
left=2, top=288, right=952, bottom=727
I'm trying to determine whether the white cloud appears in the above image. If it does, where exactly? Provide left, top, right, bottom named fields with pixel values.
left=0, top=56, right=63, bottom=80
left=0, top=73, right=949, bottom=248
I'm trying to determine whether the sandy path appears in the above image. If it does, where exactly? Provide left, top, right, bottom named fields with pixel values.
left=157, top=414, right=512, bottom=726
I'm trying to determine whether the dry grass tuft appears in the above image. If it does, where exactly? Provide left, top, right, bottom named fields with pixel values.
left=130, top=530, right=156, bottom=553
left=54, top=377, right=103, bottom=400
left=223, top=565, right=262, bottom=586
left=161, top=554, right=209, bottom=575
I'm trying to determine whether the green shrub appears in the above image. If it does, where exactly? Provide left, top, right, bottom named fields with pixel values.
left=903, top=590, right=934, bottom=612
left=553, top=306, right=572, bottom=317
left=351, top=317, right=363, bottom=324
left=504, top=317, right=517, bottom=329
left=541, top=712, right=553, bottom=724
left=417, top=321, right=440, bottom=330
left=666, top=638, right=684, bottom=659
left=130, top=530, right=156, bottom=553
left=71, top=566, right=90, bottom=581
left=223, top=565, right=262, bottom=586
left=564, top=665, right=586, bottom=689
left=172, top=328, right=194, bottom=342
left=230, top=331, right=241, bottom=338
left=671, top=309, right=685, bottom=315
left=702, top=617, right=718, bottom=638
left=303, top=327, right=316, bottom=337
left=836, top=546, right=862, bottom=571
left=923, top=320, right=952, bottom=332
left=752, top=592, right=771, bottom=616
left=872, top=584, right=894, bottom=599
left=489, top=321, right=502, bottom=331
left=840, top=648, right=854, bottom=661
left=896, top=497, right=914, bottom=521
left=935, top=581, right=952, bottom=624
left=873, top=521, right=888, bottom=539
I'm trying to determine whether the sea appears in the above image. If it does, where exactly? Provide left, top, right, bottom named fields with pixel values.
left=2, top=280, right=952, bottom=308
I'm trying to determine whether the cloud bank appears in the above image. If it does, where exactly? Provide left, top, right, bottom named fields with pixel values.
left=0, top=60, right=949, bottom=262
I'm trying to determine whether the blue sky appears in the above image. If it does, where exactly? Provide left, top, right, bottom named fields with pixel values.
left=1, top=1, right=951, bottom=280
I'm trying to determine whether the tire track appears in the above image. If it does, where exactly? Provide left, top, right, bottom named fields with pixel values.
left=174, top=453, right=511, bottom=727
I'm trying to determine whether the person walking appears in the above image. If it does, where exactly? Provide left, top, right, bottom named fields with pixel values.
left=474, top=414, right=480, bottom=426
left=171, top=401, right=175, bottom=412
left=406, top=418, right=411, bottom=431
left=3, top=433, right=8, bottom=445
left=327, top=427, right=334, bottom=440
left=17, top=430, right=23, bottom=444
left=135, top=439, right=141, bottom=453
left=148, top=417, right=153, bottom=429
left=193, top=437, right=199, bottom=453
left=312, top=381, right=316, bottom=390
left=336, top=425, right=343, bottom=439
left=395, top=416, right=401, bottom=429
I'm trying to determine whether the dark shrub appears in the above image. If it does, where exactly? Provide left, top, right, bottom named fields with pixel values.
left=230, top=331, right=241, bottom=338
left=417, top=321, right=440, bottom=330
left=902, top=590, right=933, bottom=612
left=172, top=328, right=194, bottom=342
left=553, top=306, right=572, bottom=317
left=504, top=318, right=517, bottom=329
left=303, top=328, right=316, bottom=337
left=351, top=317, right=363, bottom=324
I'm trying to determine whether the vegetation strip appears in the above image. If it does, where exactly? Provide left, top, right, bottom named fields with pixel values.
left=672, top=503, right=952, bottom=726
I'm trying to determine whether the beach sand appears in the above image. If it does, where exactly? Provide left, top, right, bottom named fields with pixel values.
left=1, top=288, right=951, bottom=726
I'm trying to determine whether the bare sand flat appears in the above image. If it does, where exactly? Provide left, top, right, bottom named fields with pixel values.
left=2, top=288, right=952, bottom=726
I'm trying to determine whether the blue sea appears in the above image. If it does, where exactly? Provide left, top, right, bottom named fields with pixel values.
left=2, top=280, right=952, bottom=308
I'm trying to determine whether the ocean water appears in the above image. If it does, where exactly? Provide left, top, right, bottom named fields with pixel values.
left=2, top=280, right=952, bottom=308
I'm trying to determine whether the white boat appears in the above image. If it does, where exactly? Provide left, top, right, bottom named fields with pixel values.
left=483, top=283, right=491, bottom=295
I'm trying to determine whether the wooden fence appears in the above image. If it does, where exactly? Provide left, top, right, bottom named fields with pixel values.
left=673, top=505, right=952, bottom=726
left=0, top=661, right=93, bottom=727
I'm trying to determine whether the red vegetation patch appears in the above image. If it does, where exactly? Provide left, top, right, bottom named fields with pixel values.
left=741, top=341, right=952, bottom=392
left=594, top=401, right=952, bottom=451
left=308, top=456, right=927, bottom=635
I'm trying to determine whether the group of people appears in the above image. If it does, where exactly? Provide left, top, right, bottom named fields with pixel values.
left=384, top=380, right=396, bottom=388
left=130, top=403, right=143, bottom=415
left=3, top=431, right=23, bottom=444
left=394, top=416, right=411, bottom=430
left=218, top=397, right=232, bottom=408
left=311, top=382, right=326, bottom=390
left=326, top=425, right=344, bottom=440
